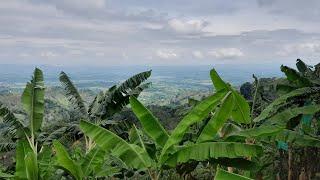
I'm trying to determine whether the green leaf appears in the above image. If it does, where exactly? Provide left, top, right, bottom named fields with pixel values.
left=210, top=68, right=251, bottom=123
left=130, top=96, right=169, bottom=147
left=281, top=65, right=312, bottom=87
left=267, top=105, right=320, bottom=127
left=129, top=124, right=146, bottom=150
left=25, top=152, right=38, bottom=180
left=211, top=158, right=259, bottom=171
left=254, top=87, right=320, bottom=122
left=22, top=68, right=45, bottom=134
left=117, top=70, right=152, bottom=93
left=160, top=90, right=226, bottom=163
left=240, top=105, right=320, bottom=138
left=231, top=90, right=251, bottom=124
left=165, top=142, right=262, bottom=167
left=0, top=103, right=25, bottom=138
left=237, top=125, right=283, bottom=138
left=38, top=145, right=54, bottom=179
left=90, top=71, right=151, bottom=119
left=214, top=168, right=253, bottom=180
left=81, top=147, right=106, bottom=176
left=0, top=172, right=14, bottom=178
left=210, top=68, right=228, bottom=91
left=273, top=130, right=320, bottom=148
left=80, top=120, right=152, bottom=169
left=59, top=71, right=87, bottom=117
left=197, top=92, right=234, bottom=142
left=296, top=59, right=311, bottom=74
left=15, top=139, right=33, bottom=179
left=53, top=140, right=83, bottom=180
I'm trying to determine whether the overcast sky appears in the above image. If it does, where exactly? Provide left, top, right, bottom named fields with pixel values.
left=0, top=0, right=319, bottom=66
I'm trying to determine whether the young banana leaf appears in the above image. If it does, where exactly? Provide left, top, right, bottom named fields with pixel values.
left=80, top=120, right=152, bottom=169
left=21, top=68, right=45, bottom=136
left=160, top=90, right=226, bottom=163
left=129, top=96, right=169, bottom=147
left=197, top=92, right=234, bottom=142
left=210, top=68, right=251, bottom=124
left=53, top=140, right=84, bottom=180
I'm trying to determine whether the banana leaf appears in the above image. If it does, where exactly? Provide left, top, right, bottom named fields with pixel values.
left=160, top=90, right=226, bottom=163
left=231, top=90, right=251, bottom=124
left=22, top=68, right=45, bottom=135
left=53, top=140, right=84, bottom=180
left=165, top=142, right=262, bottom=167
left=15, top=139, right=33, bottom=179
left=25, top=152, right=38, bottom=180
left=197, top=92, right=234, bottom=142
left=254, top=87, right=320, bottom=122
left=81, top=147, right=106, bottom=176
left=130, top=96, right=169, bottom=147
left=210, top=68, right=228, bottom=91
left=214, top=168, right=252, bottom=180
left=80, top=120, right=152, bottom=169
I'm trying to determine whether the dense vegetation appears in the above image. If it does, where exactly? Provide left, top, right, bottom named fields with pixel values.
left=0, top=59, right=320, bottom=179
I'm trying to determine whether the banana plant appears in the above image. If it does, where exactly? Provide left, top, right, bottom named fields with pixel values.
left=0, top=68, right=56, bottom=179
left=58, top=70, right=151, bottom=151
left=235, top=60, right=320, bottom=144
left=75, top=68, right=260, bottom=179
left=129, top=95, right=260, bottom=176
left=158, top=68, right=253, bottom=165
left=75, top=68, right=261, bottom=179
left=53, top=140, right=122, bottom=180
left=59, top=70, right=151, bottom=121
left=230, top=60, right=320, bottom=179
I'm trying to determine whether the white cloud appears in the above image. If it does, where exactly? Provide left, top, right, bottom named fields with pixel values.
left=208, top=48, right=244, bottom=59
left=156, top=49, right=178, bottom=59
left=95, top=52, right=105, bottom=57
left=39, top=0, right=106, bottom=11
left=278, top=42, right=320, bottom=56
left=122, top=52, right=129, bottom=59
left=192, top=51, right=204, bottom=59
left=40, top=51, right=58, bottom=58
left=167, top=19, right=208, bottom=34
left=19, top=53, right=31, bottom=57
left=68, top=50, right=83, bottom=56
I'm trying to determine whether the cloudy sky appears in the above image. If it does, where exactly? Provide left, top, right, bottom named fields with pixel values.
left=0, top=0, right=319, bottom=66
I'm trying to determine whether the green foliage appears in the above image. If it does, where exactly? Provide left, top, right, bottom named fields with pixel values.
left=165, top=142, right=262, bottom=167
left=0, top=102, right=24, bottom=138
left=22, top=68, right=45, bottom=135
left=59, top=71, right=88, bottom=117
left=160, top=90, right=227, bottom=162
left=1, top=60, right=320, bottom=179
left=210, top=68, right=251, bottom=124
left=80, top=120, right=152, bottom=169
left=88, top=70, right=151, bottom=119
left=214, top=168, right=253, bottom=180
left=53, top=140, right=84, bottom=180
left=130, top=96, right=169, bottom=147
left=15, top=139, right=34, bottom=179
left=197, top=92, right=234, bottom=142
left=129, top=69, right=261, bottom=177
left=254, top=87, right=320, bottom=123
